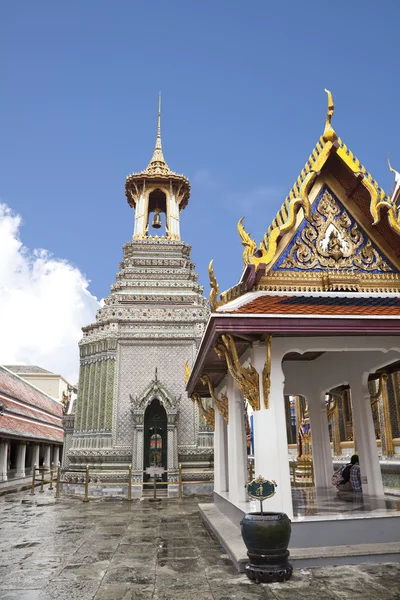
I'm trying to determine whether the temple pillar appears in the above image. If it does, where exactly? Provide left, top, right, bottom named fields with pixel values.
left=32, top=444, right=40, bottom=470
left=252, top=341, right=293, bottom=518
left=53, top=446, right=60, bottom=466
left=226, top=374, right=247, bottom=504
left=43, top=445, right=51, bottom=468
left=349, top=377, right=384, bottom=497
left=307, top=392, right=333, bottom=489
left=214, top=409, right=229, bottom=494
left=15, top=442, right=27, bottom=478
left=0, top=440, right=9, bottom=482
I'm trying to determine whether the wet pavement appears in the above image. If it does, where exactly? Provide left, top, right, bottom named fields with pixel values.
left=0, top=488, right=399, bottom=600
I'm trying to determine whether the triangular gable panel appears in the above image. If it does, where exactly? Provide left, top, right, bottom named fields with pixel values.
left=272, top=185, right=398, bottom=275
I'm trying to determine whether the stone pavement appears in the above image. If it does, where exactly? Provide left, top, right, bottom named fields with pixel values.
left=0, top=488, right=399, bottom=600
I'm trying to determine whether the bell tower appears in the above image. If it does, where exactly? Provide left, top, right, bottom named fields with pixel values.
left=66, top=97, right=211, bottom=497
left=125, top=94, right=190, bottom=241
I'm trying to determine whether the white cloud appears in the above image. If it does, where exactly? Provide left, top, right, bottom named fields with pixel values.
left=0, top=203, right=100, bottom=384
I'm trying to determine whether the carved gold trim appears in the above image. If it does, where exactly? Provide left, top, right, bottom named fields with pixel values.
left=327, top=392, right=341, bottom=455
left=262, top=335, right=272, bottom=409
left=184, top=360, right=191, bottom=385
left=256, top=270, right=400, bottom=294
left=208, top=260, right=222, bottom=312
left=214, top=334, right=260, bottom=411
left=238, top=217, right=257, bottom=266
left=200, top=374, right=228, bottom=423
left=191, top=392, right=215, bottom=430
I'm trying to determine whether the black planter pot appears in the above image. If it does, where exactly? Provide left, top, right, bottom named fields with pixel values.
left=240, top=512, right=293, bottom=584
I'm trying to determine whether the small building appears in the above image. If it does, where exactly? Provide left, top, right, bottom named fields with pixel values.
left=186, top=92, right=400, bottom=561
left=0, top=366, right=64, bottom=482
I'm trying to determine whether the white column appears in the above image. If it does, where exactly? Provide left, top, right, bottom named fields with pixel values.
left=349, top=377, right=384, bottom=497
left=214, top=410, right=229, bottom=494
left=15, top=442, right=27, bottom=478
left=43, top=445, right=51, bottom=468
left=307, top=391, right=333, bottom=489
left=53, top=446, right=60, bottom=466
left=167, top=427, right=174, bottom=470
left=32, top=444, right=40, bottom=470
left=0, top=440, right=9, bottom=482
left=227, top=374, right=247, bottom=504
left=252, top=342, right=293, bottom=518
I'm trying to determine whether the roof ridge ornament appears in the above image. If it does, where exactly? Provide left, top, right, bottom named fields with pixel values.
left=388, top=153, right=400, bottom=205
left=322, top=89, right=337, bottom=143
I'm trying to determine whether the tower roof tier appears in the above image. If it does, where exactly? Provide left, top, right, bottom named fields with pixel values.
left=125, top=172, right=190, bottom=210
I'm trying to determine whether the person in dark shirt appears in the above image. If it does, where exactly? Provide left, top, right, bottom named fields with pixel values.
left=337, top=455, right=361, bottom=493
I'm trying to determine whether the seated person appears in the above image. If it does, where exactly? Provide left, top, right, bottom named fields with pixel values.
left=337, top=454, right=362, bottom=493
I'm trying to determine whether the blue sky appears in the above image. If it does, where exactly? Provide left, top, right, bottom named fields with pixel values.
left=1, top=0, right=400, bottom=302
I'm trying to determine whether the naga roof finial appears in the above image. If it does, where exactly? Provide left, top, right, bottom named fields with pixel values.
left=322, top=89, right=337, bottom=143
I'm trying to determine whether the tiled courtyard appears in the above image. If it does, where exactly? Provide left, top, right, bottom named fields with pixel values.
left=0, top=488, right=399, bottom=600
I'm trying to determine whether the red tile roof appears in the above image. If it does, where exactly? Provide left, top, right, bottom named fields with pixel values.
left=232, top=295, right=400, bottom=316
left=0, top=366, right=63, bottom=443
left=0, top=366, right=62, bottom=416
left=0, top=414, right=63, bottom=442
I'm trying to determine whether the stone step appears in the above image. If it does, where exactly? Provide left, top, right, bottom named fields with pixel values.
left=199, top=503, right=400, bottom=571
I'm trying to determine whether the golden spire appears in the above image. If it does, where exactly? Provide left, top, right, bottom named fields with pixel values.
left=322, top=89, right=337, bottom=143
left=145, top=92, right=170, bottom=175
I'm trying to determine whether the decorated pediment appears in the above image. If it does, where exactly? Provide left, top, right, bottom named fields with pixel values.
left=130, top=368, right=180, bottom=414
left=208, top=90, right=400, bottom=307
left=272, top=186, right=396, bottom=275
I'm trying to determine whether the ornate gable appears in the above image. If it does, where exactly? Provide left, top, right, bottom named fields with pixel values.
left=208, top=91, right=400, bottom=306
left=273, top=185, right=396, bottom=275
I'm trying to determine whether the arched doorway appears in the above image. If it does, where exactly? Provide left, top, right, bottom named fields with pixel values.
left=143, top=398, right=167, bottom=486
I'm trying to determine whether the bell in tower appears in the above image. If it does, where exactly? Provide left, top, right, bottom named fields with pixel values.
left=125, top=93, right=191, bottom=241
left=152, top=208, right=162, bottom=229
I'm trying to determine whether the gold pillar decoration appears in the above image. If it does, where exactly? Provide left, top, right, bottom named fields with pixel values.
left=327, top=393, right=341, bottom=456
left=347, top=388, right=357, bottom=452
left=214, top=334, right=260, bottom=411
left=208, top=260, right=222, bottom=312
left=370, top=373, right=393, bottom=456
left=191, top=393, right=215, bottom=430
left=200, top=374, right=228, bottom=423
left=381, top=374, right=394, bottom=456
left=295, top=395, right=305, bottom=450
left=296, top=401, right=314, bottom=486
left=184, top=360, right=191, bottom=385
left=262, top=335, right=272, bottom=409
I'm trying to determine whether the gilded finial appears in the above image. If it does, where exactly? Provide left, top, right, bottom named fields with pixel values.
left=238, top=217, right=257, bottom=266
left=208, top=259, right=221, bottom=312
left=145, top=92, right=170, bottom=174
left=322, top=89, right=337, bottom=143
left=157, top=91, right=161, bottom=147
